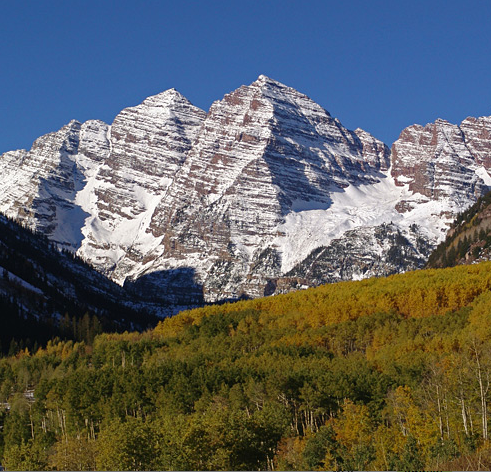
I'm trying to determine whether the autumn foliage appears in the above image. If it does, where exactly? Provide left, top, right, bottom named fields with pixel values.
left=2, top=262, right=491, bottom=469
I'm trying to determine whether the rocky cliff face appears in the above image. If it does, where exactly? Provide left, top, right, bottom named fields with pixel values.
left=1, top=76, right=490, bottom=308
left=391, top=118, right=491, bottom=210
left=0, top=120, right=108, bottom=249
left=114, top=75, right=392, bottom=301
left=79, top=89, right=206, bottom=278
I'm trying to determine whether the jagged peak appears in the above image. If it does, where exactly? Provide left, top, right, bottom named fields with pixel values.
left=461, top=115, right=491, bottom=124
left=30, top=119, right=81, bottom=143
left=354, top=127, right=371, bottom=136
left=139, top=88, right=202, bottom=111
left=354, top=127, right=388, bottom=145
left=252, top=74, right=288, bottom=88
left=395, top=119, right=450, bottom=140
left=67, top=119, right=82, bottom=127
left=81, top=118, right=109, bottom=128
left=434, top=118, right=452, bottom=126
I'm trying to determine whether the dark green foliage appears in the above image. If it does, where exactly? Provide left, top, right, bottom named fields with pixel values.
left=0, top=214, right=160, bottom=354
left=303, top=424, right=337, bottom=469
left=391, top=436, right=424, bottom=471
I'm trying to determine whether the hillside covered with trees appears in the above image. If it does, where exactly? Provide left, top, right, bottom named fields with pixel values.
left=427, top=190, right=491, bottom=269
left=0, top=214, right=159, bottom=355
left=2, top=262, right=491, bottom=470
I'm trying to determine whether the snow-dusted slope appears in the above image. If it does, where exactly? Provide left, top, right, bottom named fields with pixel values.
left=1, top=76, right=491, bottom=305
left=274, top=175, right=450, bottom=274
left=78, top=89, right=206, bottom=276
left=0, top=120, right=109, bottom=250
left=115, top=75, right=391, bottom=301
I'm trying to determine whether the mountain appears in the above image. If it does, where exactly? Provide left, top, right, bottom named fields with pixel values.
left=118, top=75, right=391, bottom=302
left=0, top=213, right=158, bottom=353
left=1, top=76, right=491, bottom=305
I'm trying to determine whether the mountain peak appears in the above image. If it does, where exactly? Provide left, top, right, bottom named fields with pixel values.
left=434, top=118, right=451, bottom=126
left=140, top=88, right=197, bottom=109
left=253, top=74, right=287, bottom=88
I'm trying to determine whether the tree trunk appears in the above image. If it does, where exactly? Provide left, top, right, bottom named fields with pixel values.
left=473, top=341, right=489, bottom=440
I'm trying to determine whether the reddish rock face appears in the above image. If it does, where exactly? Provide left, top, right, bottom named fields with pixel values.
left=460, top=116, right=491, bottom=168
left=1, top=76, right=490, bottom=306
left=391, top=118, right=490, bottom=206
left=0, top=90, right=207, bottom=278
left=128, top=75, right=392, bottom=301
left=84, top=89, right=206, bottom=274
left=353, top=128, right=391, bottom=172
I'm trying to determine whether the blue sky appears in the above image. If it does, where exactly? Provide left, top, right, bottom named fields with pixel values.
left=1, top=0, right=491, bottom=152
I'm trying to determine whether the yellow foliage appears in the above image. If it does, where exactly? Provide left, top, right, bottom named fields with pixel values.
left=334, top=399, right=373, bottom=448
left=390, top=386, right=440, bottom=459
left=372, top=423, right=405, bottom=471
left=49, top=435, right=97, bottom=471
left=274, top=436, right=307, bottom=471
left=154, top=262, right=491, bottom=341
left=468, top=291, right=491, bottom=341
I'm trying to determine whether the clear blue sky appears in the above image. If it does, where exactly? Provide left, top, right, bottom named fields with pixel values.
left=1, top=0, right=491, bottom=153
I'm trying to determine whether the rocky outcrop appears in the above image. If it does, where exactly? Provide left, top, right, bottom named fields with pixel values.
left=353, top=128, right=391, bottom=172
left=460, top=116, right=491, bottom=169
left=391, top=118, right=491, bottom=210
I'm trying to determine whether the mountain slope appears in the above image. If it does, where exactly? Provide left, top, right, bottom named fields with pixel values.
left=80, top=89, right=206, bottom=278
left=426, top=189, right=491, bottom=268
left=1, top=76, right=491, bottom=304
left=0, top=214, right=158, bottom=352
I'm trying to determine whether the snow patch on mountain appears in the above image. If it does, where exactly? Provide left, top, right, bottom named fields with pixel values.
left=274, top=172, right=458, bottom=273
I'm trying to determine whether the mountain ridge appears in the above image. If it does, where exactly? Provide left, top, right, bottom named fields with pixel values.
left=1, top=75, right=490, bottom=305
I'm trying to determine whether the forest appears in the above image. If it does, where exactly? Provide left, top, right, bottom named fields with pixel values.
left=427, top=190, right=491, bottom=268
left=0, top=214, right=159, bottom=355
left=2, top=261, right=491, bottom=470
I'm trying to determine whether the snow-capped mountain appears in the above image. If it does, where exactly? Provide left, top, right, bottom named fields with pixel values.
left=1, top=76, right=490, bottom=305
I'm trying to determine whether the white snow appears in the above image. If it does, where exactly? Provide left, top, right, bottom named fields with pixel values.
left=475, top=166, right=491, bottom=186
left=274, top=173, right=457, bottom=273
left=0, top=266, right=44, bottom=296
